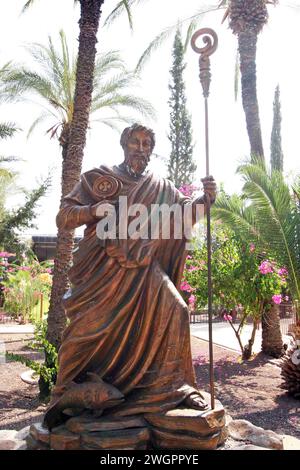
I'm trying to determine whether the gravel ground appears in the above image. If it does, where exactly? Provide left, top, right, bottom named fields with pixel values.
left=191, top=336, right=300, bottom=439
left=0, top=333, right=299, bottom=438
left=0, top=334, right=46, bottom=430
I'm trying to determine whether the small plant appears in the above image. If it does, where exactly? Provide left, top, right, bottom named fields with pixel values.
left=6, top=319, right=58, bottom=401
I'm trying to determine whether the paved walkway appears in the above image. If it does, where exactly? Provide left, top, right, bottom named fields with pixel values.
left=190, top=322, right=262, bottom=353
left=191, top=321, right=291, bottom=354
left=0, top=324, right=34, bottom=334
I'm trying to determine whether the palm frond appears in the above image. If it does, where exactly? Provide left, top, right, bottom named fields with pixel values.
left=0, top=122, right=20, bottom=140
left=292, top=178, right=300, bottom=203
left=238, top=163, right=300, bottom=300
left=21, top=0, right=36, bottom=13
left=26, top=113, right=51, bottom=138
left=104, top=1, right=131, bottom=29
left=2, top=31, right=155, bottom=141
left=0, top=167, right=15, bottom=181
left=0, top=61, right=13, bottom=78
left=92, top=72, right=137, bottom=102
left=3, top=69, right=61, bottom=106
left=91, top=113, right=139, bottom=128
left=183, top=18, right=202, bottom=53
left=136, top=3, right=224, bottom=72
left=92, top=93, right=156, bottom=119
left=94, top=50, right=126, bottom=77
left=135, top=26, right=177, bottom=73
left=103, top=0, right=150, bottom=30
left=213, top=192, right=260, bottom=243
left=92, top=114, right=137, bottom=132
left=0, top=156, right=20, bottom=164
left=23, top=32, right=75, bottom=113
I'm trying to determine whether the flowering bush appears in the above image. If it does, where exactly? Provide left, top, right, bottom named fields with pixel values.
left=182, top=226, right=288, bottom=317
left=180, top=225, right=289, bottom=357
left=0, top=253, right=53, bottom=322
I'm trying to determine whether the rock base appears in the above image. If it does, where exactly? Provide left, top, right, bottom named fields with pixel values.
left=145, top=392, right=226, bottom=450
left=2, top=417, right=300, bottom=450
left=26, top=392, right=226, bottom=450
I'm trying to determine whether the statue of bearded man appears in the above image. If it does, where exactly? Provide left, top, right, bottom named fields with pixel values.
left=44, top=123, right=217, bottom=430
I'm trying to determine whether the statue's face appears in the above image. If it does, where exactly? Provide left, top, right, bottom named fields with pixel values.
left=124, top=130, right=152, bottom=176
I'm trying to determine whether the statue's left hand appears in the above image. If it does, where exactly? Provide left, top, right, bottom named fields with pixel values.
left=201, top=176, right=217, bottom=204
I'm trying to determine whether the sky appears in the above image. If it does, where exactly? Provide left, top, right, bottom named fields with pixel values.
left=1, top=0, right=300, bottom=236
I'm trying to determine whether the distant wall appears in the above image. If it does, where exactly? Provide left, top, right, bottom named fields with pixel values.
left=31, top=235, right=81, bottom=261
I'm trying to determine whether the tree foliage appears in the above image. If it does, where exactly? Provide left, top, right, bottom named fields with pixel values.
left=213, top=160, right=300, bottom=308
left=0, top=177, right=50, bottom=254
left=270, top=84, right=283, bottom=173
left=167, top=30, right=196, bottom=188
left=2, top=31, right=155, bottom=138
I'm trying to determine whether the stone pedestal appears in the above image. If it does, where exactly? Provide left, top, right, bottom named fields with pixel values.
left=28, top=392, right=226, bottom=450
left=145, top=392, right=226, bottom=450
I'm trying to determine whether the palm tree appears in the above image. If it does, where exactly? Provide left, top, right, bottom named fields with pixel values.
left=225, top=0, right=278, bottom=160
left=213, top=160, right=300, bottom=356
left=3, top=30, right=155, bottom=352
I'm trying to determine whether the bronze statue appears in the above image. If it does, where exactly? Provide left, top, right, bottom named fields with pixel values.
left=43, top=124, right=222, bottom=449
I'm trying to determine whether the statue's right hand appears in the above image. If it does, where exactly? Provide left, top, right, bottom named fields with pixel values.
left=91, top=200, right=116, bottom=219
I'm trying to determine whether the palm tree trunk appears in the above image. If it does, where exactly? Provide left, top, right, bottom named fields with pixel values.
left=46, top=0, right=104, bottom=351
left=238, top=31, right=264, bottom=160
left=261, top=302, right=284, bottom=358
left=46, top=125, right=73, bottom=351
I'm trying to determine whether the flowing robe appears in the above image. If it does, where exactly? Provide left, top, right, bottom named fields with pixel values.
left=50, top=164, right=204, bottom=417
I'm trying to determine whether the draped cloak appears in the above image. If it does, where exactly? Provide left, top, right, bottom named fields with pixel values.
left=50, top=164, right=204, bottom=417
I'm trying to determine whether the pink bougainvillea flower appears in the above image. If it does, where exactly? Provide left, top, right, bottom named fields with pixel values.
left=0, top=251, right=15, bottom=258
left=284, top=295, right=289, bottom=302
left=223, top=314, right=232, bottom=322
left=278, top=267, right=288, bottom=277
left=272, top=294, right=282, bottom=305
left=188, top=294, right=196, bottom=304
left=186, top=255, right=192, bottom=260
left=18, top=266, right=31, bottom=271
left=250, top=243, right=256, bottom=252
left=187, top=265, right=199, bottom=272
left=259, top=260, right=273, bottom=274
left=180, top=280, right=195, bottom=293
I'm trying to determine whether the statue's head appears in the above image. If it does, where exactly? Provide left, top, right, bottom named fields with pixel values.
left=120, top=123, right=155, bottom=176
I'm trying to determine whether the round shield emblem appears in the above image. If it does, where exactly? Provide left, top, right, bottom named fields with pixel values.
left=92, top=175, right=122, bottom=198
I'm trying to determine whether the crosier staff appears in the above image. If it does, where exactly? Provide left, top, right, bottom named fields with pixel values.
left=191, top=28, right=218, bottom=409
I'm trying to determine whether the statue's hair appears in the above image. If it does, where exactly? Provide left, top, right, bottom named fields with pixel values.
left=120, top=123, right=155, bottom=152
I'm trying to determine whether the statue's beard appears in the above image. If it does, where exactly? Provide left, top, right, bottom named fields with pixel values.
left=126, top=156, right=148, bottom=176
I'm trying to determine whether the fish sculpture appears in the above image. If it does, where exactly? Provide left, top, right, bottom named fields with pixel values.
left=44, top=373, right=124, bottom=430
